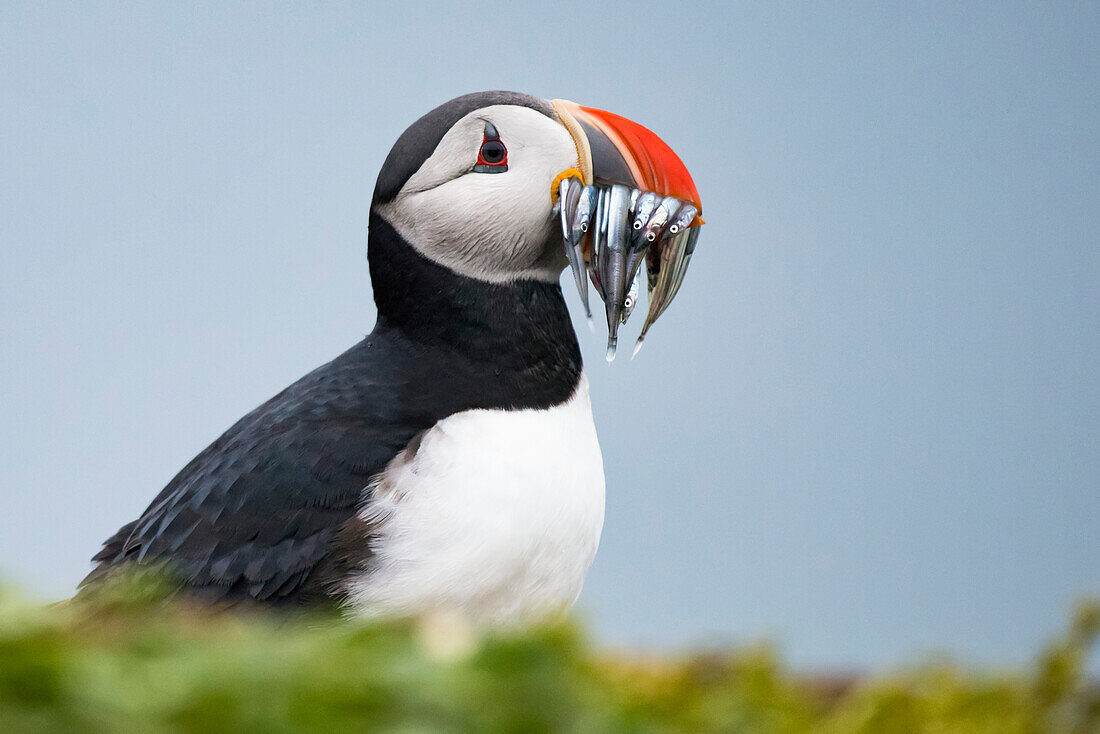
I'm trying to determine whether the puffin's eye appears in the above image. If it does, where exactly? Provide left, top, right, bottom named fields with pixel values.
left=473, top=122, right=508, bottom=173
left=479, top=140, right=506, bottom=164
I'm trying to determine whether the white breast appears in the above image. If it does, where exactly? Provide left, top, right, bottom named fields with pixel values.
left=344, top=374, right=605, bottom=624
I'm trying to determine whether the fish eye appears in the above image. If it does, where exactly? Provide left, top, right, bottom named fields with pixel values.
left=473, top=121, right=508, bottom=173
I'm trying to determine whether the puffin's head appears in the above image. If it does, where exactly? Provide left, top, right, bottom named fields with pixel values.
left=371, top=91, right=703, bottom=356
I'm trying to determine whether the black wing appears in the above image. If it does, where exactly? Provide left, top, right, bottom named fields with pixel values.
left=86, top=333, right=428, bottom=604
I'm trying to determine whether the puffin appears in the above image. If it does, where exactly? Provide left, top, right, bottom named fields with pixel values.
left=86, top=91, right=701, bottom=622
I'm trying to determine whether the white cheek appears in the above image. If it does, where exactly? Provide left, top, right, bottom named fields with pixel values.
left=376, top=105, right=579, bottom=282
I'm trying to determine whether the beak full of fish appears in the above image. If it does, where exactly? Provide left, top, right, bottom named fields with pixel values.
left=555, top=176, right=701, bottom=361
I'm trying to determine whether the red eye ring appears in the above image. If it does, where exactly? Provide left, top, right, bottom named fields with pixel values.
left=477, top=139, right=507, bottom=166
left=473, top=122, right=508, bottom=172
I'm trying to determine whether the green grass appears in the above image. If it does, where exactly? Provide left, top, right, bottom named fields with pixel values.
left=1, top=571, right=1096, bottom=733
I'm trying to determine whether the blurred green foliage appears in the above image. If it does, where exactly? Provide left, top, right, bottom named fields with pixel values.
left=0, top=571, right=1096, bottom=733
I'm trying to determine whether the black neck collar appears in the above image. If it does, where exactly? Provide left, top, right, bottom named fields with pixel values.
left=367, top=212, right=582, bottom=408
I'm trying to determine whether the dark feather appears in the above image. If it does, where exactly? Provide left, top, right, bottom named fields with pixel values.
left=85, top=213, right=581, bottom=605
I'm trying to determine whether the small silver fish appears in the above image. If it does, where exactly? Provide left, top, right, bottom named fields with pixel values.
left=558, top=178, right=588, bottom=316
left=621, top=271, right=640, bottom=325
left=623, top=200, right=651, bottom=303
left=587, top=187, right=608, bottom=299
left=602, top=184, right=634, bottom=356
left=569, top=185, right=599, bottom=313
left=632, top=192, right=659, bottom=233
left=662, top=224, right=700, bottom=314
left=571, top=185, right=598, bottom=240
left=640, top=195, right=680, bottom=244
left=667, top=204, right=697, bottom=235
left=636, top=228, right=689, bottom=351
left=558, top=177, right=582, bottom=240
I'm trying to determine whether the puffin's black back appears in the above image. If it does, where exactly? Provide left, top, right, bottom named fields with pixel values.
left=87, top=213, right=581, bottom=603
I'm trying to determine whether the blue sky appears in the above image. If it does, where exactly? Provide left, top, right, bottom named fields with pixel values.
left=1, top=2, right=1096, bottom=671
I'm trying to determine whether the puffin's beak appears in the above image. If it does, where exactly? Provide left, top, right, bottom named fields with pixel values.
left=550, top=99, right=704, bottom=360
